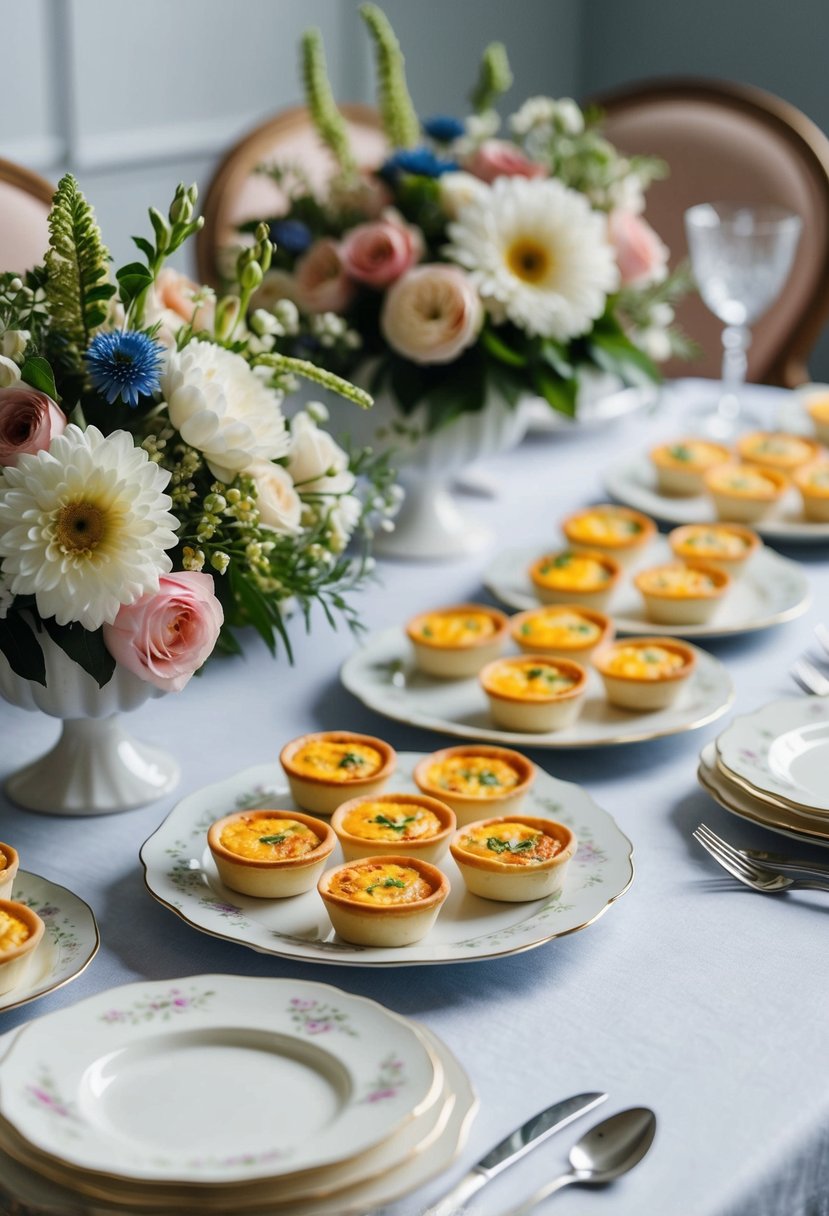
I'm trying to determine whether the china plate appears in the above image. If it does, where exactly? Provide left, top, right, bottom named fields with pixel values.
left=0, top=976, right=440, bottom=1186
left=716, top=698, right=829, bottom=814
left=0, top=872, right=99, bottom=1014
left=0, top=1023, right=477, bottom=1216
left=483, top=540, right=810, bottom=638
left=141, top=756, right=633, bottom=966
left=603, top=451, right=829, bottom=543
left=698, top=743, right=829, bottom=846
left=341, top=629, right=732, bottom=748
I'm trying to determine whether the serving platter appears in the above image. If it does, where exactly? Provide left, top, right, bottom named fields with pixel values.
left=483, top=539, right=809, bottom=639
left=716, top=698, right=829, bottom=814
left=141, top=755, right=634, bottom=967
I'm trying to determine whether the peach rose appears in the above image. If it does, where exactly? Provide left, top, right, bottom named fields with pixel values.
left=608, top=210, right=669, bottom=287
left=465, top=140, right=547, bottom=184
left=381, top=265, right=483, bottom=364
left=0, top=386, right=67, bottom=467
left=144, top=268, right=215, bottom=346
left=339, top=215, right=424, bottom=289
left=248, top=460, right=302, bottom=534
left=294, top=240, right=356, bottom=315
left=103, top=571, right=224, bottom=693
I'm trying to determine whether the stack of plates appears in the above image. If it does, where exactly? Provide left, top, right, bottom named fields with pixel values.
left=698, top=698, right=829, bottom=846
left=0, top=975, right=477, bottom=1216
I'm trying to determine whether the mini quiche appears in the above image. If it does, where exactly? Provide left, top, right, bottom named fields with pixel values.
left=331, top=793, right=455, bottom=864
left=650, top=438, right=731, bottom=497
left=634, top=561, right=730, bottom=626
left=704, top=462, right=789, bottom=522
left=405, top=603, right=508, bottom=678
left=280, top=731, right=396, bottom=815
left=593, top=637, right=696, bottom=711
left=0, top=900, right=44, bottom=996
left=668, top=523, right=760, bottom=578
left=736, top=431, right=821, bottom=474
left=794, top=460, right=829, bottom=521
left=413, top=745, right=535, bottom=825
left=509, top=605, right=614, bottom=661
left=561, top=505, right=656, bottom=567
left=802, top=386, right=829, bottom=444
left=479, top=656, right=588, bottom=733
left=0, top=843, right=19, bottom=900
left=318, top=856, right=449, bottom=947
left=450, top=816, right=576, bottom=902
left=528, top=550, right=620, bottom=610
left=208, top=810, right=335, bottom=898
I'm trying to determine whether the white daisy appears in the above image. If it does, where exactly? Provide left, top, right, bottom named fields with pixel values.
left=445, top=177, right=619, bottom=341
left=0, top=425, right=178, bottom=631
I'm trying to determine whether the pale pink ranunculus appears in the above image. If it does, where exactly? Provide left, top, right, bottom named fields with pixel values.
left=103, top=571, right=224, bottom=693
left=339, top=215, right=423, bottom=289
left=294, top=240, right=355, bottom=314
left=465, top=140, right=547, bottom=184
left=381, top=265, right=483, bottom=365
left=0, top=386, right=67, bottom=467
left=608, top=209, right=669, bottom=287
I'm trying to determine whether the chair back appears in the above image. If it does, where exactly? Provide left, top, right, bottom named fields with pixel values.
left=593, top=79, right=829, bottom=386
left=0, top=158, right=53, bottom=274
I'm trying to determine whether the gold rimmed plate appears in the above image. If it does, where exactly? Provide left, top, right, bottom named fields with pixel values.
left=698, top=744, right=829, bottom=847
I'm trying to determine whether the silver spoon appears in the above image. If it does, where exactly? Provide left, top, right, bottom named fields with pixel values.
left=502, top=1106, right=657, bottom=1215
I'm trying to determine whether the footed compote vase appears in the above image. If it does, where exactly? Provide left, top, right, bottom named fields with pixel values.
left=0, top=628, right=179, bottom=816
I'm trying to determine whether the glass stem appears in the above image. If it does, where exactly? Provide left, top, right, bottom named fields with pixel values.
left=718, top=324, right=751, bottom=425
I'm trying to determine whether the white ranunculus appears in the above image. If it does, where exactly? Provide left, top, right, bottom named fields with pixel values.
left=0, top=356, right=21, bottom=387
left=1, top=330, right=29, bottom=362
left=286, top=411, right=351, bottom=493
left=163, top=340, right=289, bottom=482
left=249, top=460, right=302, bottom=534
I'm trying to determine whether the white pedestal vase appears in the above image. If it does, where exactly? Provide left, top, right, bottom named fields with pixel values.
left=0, top=629, right=179, bottom=816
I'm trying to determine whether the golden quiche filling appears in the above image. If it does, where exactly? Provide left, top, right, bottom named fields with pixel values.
left=707, top=465, right=781, bottom=496
left=533, top=552, right=612, bottom=590
left=602, top=644, right=687, bottom=679
left=486, top=659, right=579, bottom=700
left=799, top=463, right=829, bottom=492
left=516, top=609, right=602, bottom=648
left=458, top=822, right=561, bottom=866
left=219, top=816, right=322, bottom=861
left=0, top=853, right=7, bottom=874
left=425, top=755, right=522, bottom=797
left=740, top=432, right=815, bottom=467
left=638, top=565, right=722, bottom=597
left=289, top=741, right=385, bottom=783
left=328, top=861, right=433, bottom=905
left=653, top=439, right=728, bottom=469
left=0, top=909, right=30, bottom=952
left=807, top=394, right=829, bottom=421
left=566, top=510, right=645, bottom=545
left=411, top=610, right=498, bottom=647
left=341, top=801, right=442, bottom=842
left=673, top=527, right=751, bottom=558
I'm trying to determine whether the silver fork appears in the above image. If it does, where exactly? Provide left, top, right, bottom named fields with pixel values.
left=693, top=825, right=829, bottom=893
left=695, top=823, right=829, bottom=881
left=790, top=657, right=829, bottom=696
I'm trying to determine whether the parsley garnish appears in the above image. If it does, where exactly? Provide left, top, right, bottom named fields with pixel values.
left=526, top=667, right=545, bottom=680
left=421, top=625, right=433, bottom=637
left=669, top=444, right=692, bottom=462
left=366, top=877, right=407, bottom=894
left=520, top=623, right=532, bottom=636
left=486, top=836, right=535, bottom=855
left=259, top=833, right=288, bottom=845
left=371, top=814, right=416, bottom=832
left=338, top=751, right=365, bottom=769
left=476, top=770, right=500, bottom=787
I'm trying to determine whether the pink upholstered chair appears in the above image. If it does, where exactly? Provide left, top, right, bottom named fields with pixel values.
left=591, top=79, right=829, bottom=386
left=0, top=158, right=53, bottom=274
left=197, top=104, right=387, bottom=288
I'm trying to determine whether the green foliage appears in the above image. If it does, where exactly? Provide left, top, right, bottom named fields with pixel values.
left=301, top=30, right=358, bottom=178
left=20, top=356, right=59, bottom=401
left=359, top=4, right=420, bottom=149
left=0, top=615, right=46, bottom=686
left=41, top=619, right=115, bottom=688
left=470, top=42, right=513, bottom=114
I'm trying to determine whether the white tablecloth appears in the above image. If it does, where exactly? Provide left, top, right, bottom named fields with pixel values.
left=1, top=380, right=828, bottom=1216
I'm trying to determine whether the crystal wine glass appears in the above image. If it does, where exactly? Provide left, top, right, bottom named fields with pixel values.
left=684, top=202, right=802, bottom=437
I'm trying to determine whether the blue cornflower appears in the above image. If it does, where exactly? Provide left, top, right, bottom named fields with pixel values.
left=269, top=218, right=313, bottom=256
left=423, top=115, right=466, bottom=143
left=381, top=147, right=460, bottom=179
left=86, top=330, right=164, bottom=408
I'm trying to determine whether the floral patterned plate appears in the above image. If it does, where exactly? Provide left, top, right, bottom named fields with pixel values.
left=140, top=756, right=634, bottom=966
left=716, top=698, right=829, bottom=814
left=0, top=873, right=99, bottom=1015
left=484, top=540, right=810, bottom=639
left=698, top=743, right=829, bottom=846
left=0, top=976, right=441, bottom=1187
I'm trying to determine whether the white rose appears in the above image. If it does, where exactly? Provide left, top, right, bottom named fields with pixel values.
left=381, top=265, right=483, bottom=365
left=287, top=411, right=351, bottom=492
left=439, top=172, right=489, bottom=220
left=249, top=460, right=302, bottom=534
left=1, top=330, right=29, bottom=362
left=163, top=341, right=289, bottom=483
left=0, top=356, right=22, bottom=387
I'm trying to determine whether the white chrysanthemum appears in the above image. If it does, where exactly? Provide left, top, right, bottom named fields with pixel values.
left=0, top=425, right=178, bottom=630
left=445, top=177, right=619, bottom=340
left=163, top=340, right=289, bottom=482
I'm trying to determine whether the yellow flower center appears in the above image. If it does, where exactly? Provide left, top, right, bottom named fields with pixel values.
left=506, top=238, right=551, bottom=284
left=55, top=501, right=107, bottom=553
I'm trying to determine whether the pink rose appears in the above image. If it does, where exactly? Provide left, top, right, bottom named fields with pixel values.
left=103, top=572, right=224, bottom=693
left=294, top=240, right=355, bottom=314
left=0, top=386, right=67, bottom=467
left=608, top=210, right=669, bottom=287
left=339, top=215, right=423, bottom=289
left=381, top=265, right=483, bottom=364
left=465, top=140, right=547, bottom=184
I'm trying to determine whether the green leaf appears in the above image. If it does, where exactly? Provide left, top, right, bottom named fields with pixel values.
left=538, top=339, right=574, bottom=379
left=0, top=615, right=46, bottom=686
left=69, top=401, right=87, bottom=429
left=116, top=262, right=155, bottom=310
left=20, top=356, right=59, bottom=401
left=41, top=618, right=115, bottom=688
left=531, top=366, right=578, bottom=417
left=481, top=328, right=527, bottom=368
left=228, top=565, right=277, bottom=656
left=587, top=330, right=660, bottom=385
left=131, top=235, right=155, bottom=260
